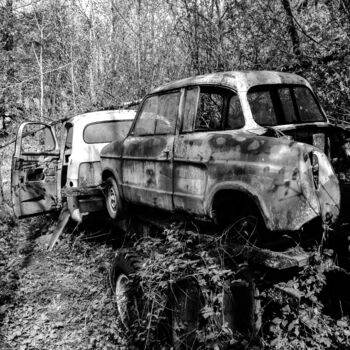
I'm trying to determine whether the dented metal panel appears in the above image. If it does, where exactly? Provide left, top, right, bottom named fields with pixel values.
left=173, top=130, right=338, bottom=231
left=100, top=71, right=342, bottom=233
left=121, top=135, right=174, bottom=210
left=11, top=122, right=60, bottom=218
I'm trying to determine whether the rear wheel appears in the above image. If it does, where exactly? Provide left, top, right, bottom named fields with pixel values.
left=105, top=176, right=123, bottom=222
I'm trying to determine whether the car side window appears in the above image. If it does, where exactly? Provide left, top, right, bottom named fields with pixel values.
left=227, top=94, right=244, bottom=129
left=278, top=87, right=298, bottom=123
left=248, top=90, right=277, bottom=126
left=195, top=89, right=224, bottom=131
left=21, top=124, right=55, bottom=153
left=133, top=92, right=179, bottom=136
left=293, top=87, right=324, bottom=122
left=155, top=92, right=179, bottom=134
left=182, top=87, right=199, bottom=132
left=133, top=96, right=158, bottom=136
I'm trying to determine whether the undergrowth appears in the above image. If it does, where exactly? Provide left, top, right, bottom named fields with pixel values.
left=120, top=225, right=261, bottom=349
left=2, top=213, right=350, bottom=349
left=115, top=225, right=350, bottom=350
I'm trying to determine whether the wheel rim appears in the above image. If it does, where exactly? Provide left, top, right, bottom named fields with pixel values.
left=108, top=184, right=117, bottom=214
left=115, top=274, right=130, bottom=326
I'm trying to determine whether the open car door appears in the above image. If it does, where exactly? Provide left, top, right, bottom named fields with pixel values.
left=11, top=122, right=61, bottom=218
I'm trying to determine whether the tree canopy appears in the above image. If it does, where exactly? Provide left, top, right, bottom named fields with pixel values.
left=0, top=0, right=349, bottom=124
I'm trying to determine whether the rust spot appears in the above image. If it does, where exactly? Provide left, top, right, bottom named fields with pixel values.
left=146, top=168, right=155, bottom=187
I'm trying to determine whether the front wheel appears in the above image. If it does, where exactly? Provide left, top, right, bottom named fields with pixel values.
left=105, top=176, right=123, bottom=221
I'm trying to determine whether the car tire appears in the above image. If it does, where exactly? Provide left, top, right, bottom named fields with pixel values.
left=110, top=250, right=141, bottom=329
left=223, top=264, right=261, bottom=339
left=105, top=176, right=123, bottom=222
left=167, top=277, right=202, bottom=350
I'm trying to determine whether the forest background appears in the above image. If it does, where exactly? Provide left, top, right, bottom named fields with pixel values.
left=1, top=0, right=350, bottom=133
left=1, top=1, right=350, bottom=349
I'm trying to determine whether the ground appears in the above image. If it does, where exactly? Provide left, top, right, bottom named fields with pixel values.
left=2, top=210, right=350, bottom=349
left=0, top=214, right=126, bottom=350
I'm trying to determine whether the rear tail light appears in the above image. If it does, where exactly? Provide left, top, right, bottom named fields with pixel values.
left=78, top=162, right=102, bottom=187
left=310, top=152, right=319, bottom=189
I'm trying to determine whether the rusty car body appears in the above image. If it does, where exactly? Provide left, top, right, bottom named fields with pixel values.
left=12, top=109, right=135, bottom=222
left=100, top=71, right=347, bottom=237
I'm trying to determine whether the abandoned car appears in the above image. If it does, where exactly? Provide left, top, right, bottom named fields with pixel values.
left=11, top=109, right=135, bottom=225
left=100, top=71, right=349, bottom=242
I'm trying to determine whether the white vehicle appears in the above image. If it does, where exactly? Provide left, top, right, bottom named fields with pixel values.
left=11, top=110, right=135, bottom=228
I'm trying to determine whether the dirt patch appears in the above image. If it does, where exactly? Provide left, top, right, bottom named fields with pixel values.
left=0, top=215, right=126, bottom=350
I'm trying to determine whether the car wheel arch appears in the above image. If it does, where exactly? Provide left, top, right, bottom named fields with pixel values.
left=206, top=182, right=272, bottom=230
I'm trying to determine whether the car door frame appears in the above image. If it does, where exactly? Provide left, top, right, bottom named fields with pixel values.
left=11, top=121, right=61, bottom=218
left=120, top=89, right=183, bottom=211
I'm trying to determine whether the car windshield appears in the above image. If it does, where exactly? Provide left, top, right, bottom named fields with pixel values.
left=247, top=85, right=325, bottom=126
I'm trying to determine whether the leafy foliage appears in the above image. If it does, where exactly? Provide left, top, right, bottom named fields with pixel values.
left=121, top=225, right=250, bottom=349
left=1, top=0, right=350, bottom=131
left=262, top=253, right=350, bottom=349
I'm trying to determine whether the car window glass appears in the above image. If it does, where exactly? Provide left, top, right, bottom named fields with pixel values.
left=227, top=94, right=244, bottom=129
left=133, top=93, right=179, bottom=136
left=278, top=87, right=298, bottom=123
left=247, top=90, right=277, bottom=126
left=293, top=87, right=324, bottom=122
left=21, top=124, right=55, bottom=153
left=65, top=126, right=73, bottom=149
left=182, top=88, right=199, bottom=132
left=155, top=92, right=179, bottom=134
left=195, top=90, right=224, bottom=130
left=133, top=96, right=158, bottom=136
left=84, top=120, right=133, bottom=143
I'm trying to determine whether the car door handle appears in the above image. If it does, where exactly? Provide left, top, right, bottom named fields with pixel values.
left=161, top=150, right=170, bottom=159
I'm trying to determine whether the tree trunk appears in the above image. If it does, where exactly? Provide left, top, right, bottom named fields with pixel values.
left=33, top=12, right=44, bottom=120
left=0, top=157, right=4, bottom=204
left=1, top=0, right=14, bottom=127
left=280, top=0, right=302, bottom=56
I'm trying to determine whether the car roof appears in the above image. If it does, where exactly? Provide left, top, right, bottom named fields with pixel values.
left=67, top=109, right=135, bottom=125
left=151, top=71, right=310, bottom=94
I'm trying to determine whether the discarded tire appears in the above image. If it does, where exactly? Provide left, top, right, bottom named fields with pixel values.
left=223, top=264, right=261, bottom=339
left=167, top=277, right=202, bottom=350
left=110, top=250, right=141, bottom=329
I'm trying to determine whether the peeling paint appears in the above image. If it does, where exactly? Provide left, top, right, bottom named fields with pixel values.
left=100, top=71, right=343, bottom=233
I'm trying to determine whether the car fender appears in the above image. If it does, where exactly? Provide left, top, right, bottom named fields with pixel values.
left=205, top=181, right=272, bottom=229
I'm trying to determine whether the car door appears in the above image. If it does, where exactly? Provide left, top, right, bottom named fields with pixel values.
left=173, top=86, right=244, bottom=215
left=11, top=122, right=61, bottom=218
left=121, top=90, right=181, bottom=210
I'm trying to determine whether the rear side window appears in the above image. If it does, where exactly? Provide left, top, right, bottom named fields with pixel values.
left=293, top=87, right=324, bottom=122
left=84, top=120, right=133, bottom=144
left=248, top=90, right=277, bottom=126
left=247, top=85, right=325, bottom=126
left=133, top=91, right=180, bottom=136
left=278, top=87, right=298, bottom=123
